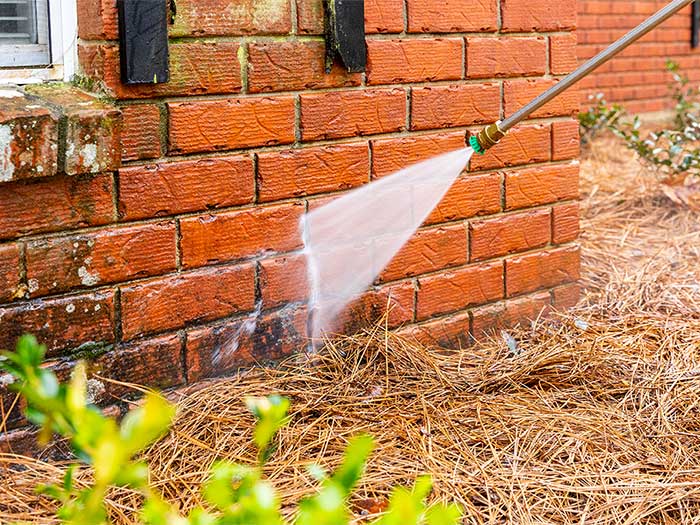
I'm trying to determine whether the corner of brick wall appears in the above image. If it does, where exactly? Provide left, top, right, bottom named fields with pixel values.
left=1, top=0, right=582, bottom=455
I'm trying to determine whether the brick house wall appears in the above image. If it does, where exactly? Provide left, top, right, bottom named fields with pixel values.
left=578, top=0, right=700, bottom=113
left=0, top=0, right=581, bottom=452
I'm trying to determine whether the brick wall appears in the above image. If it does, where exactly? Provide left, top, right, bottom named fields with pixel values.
left=578, top=0, right=700, bottom=113
left=0, top=0, right=581, bottom=452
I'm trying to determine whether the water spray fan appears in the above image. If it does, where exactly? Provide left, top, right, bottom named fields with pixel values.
left=302, top=0, right=696, bottom=344
left=470, top=0, right=695, bottom=154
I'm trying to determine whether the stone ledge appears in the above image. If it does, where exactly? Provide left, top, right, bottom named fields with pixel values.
left=0, top=84, right=122, bottom=183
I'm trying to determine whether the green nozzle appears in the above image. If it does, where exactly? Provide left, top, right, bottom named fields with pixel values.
left=469, top=135, right=485, bottom=155
left=471, top=122, right=506, bottom=155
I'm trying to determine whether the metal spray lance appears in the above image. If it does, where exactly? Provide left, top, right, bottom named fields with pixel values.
left=470, top=0, right=696, bottom=154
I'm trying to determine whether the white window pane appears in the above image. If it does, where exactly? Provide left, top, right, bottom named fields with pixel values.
left=0, top=0, right=50, bottom=67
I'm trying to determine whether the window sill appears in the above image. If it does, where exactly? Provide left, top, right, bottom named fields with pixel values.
left=0, top=65, right=65, bottom=86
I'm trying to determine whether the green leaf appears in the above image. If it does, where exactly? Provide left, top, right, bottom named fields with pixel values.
left=67, top=362, right=88, bottom=414
left=119, top=393, right=175, bottom=456
left=64, top=464, right=76, bottom=493
left=203, top=461, right=245, bottom=510
left=16, top=334, right=45, bottom=368
left=245, top=395, right=290, bottom=460
left=37, top=369, right=60, bottom=399
left=36, top=483, right=67, bottom=502
left=114, top=461, right=149, bottom=488
left=188, top=507, right=219, bottom=525
left=307, top=463, right=327, bottom=483
left=332, top=435, right=374, bottom=493
left=426, top=503, right=462, bottom=525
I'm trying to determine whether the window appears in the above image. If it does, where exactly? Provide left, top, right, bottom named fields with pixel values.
left=0, top=0, right=50, bottom=67
left=0, top=0, right=77, bottom=83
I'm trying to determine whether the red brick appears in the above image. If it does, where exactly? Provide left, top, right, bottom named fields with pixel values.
left=470, top=209, right=551, bottom=262
left=506, top=246, right=580, bottom=298
left=0, top=292, right=115, bottom=357
left=120, top=104, right=162, bottom=161
left=504, top=79, right=580, bottom=118
left=26, top=223, right=176, bottom=297
left=471, top=291, right=551, bottom=338
left=552, top=202, right=580, bottom=244
left=551, top=120, right=580, bottom=161
left=120, top=264, right=256, bottom=340
left=501, top=0, right=576, bottom=32
left=379, top=225, right=468, bottom=282
left=406, top=310, right=471, bottom=349
left=118, top=156, right=254, bottom=220
left=371, top=281, right=415, bottom=327
left=0, top=174, right=114, bottom=240
left=407, top=0, right=498, bottom=32
left=296, top=0, right=325, bottom=34
left=470, top=125, right=550, bottom=171
left=26, top=84, right=122, bottom=176
left=365, top=0, right=405, bottom=33
left=505, top=163, right=579, bottom=210
left=551, top=282, right=581, bottom=310
left=371, top=132, right=466, bottom=178
left=76, top=0, right=118, bottom=40
left=180, top=203, right=304, bottom=269
left=260, top=254, right=309, bottom=309
left=550, top=34, right=578, bottom=75
left=169, top=97, right=295, bottom=155
left=367, top=39, right=463, bottom=85
left=0, top=427, right=40, bottom=456
left=170, top=0, right=292, bottom=36
left=248, top=41, right=361, bottom=93
left=78, top=42, right=242, bottom=99
left=186, top=306, right=307, bottom=382
left=258, top=143, right=369, bottom=202
left=0, top=92, right=58, bottom=181
left=426, top=173, right=502, bottom=225
left=300, top=89, right=406, bottom=141
left=504, top=290, right=552, bottom=326
left=411, top=84, right=501, bottom=131
left=416, top=262, right=503, bottom=320
left=92, top=334, right=184, bottom=399
left=0, top=244, right=21, bottom=303
left=339, top=281, right=415, bottom=332
left=467, top=37, right=547, bottom=78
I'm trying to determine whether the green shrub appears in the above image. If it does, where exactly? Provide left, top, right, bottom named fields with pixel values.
left=1, top=335, right=461, bottom=525
left=578, top=93, right=624, bottom=145
left=667, top=59, right=700, bottom=131
left=580, top=61, right=700, bottom=186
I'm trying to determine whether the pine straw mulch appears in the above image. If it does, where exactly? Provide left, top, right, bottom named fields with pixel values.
left=2, top=134, right=700, bottom=524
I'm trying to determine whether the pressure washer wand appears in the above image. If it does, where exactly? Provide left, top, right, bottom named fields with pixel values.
left=471, top=0, right=695, bottom=154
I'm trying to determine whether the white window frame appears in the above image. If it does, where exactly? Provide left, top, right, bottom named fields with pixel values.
left=0, top=0, right=77, bottom=85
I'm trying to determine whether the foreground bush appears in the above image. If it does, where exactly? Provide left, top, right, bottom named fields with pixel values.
left=1, top=335, right=461, bottom=525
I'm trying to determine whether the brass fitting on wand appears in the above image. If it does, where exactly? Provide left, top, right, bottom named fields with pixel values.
left=469, top=121, right=506, bottom=155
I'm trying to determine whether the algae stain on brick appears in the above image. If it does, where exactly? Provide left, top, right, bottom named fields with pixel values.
left=0, top=124, right=15, bottom=182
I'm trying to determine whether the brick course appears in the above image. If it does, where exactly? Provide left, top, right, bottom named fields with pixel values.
left=0, top=0, right=581, bottom=453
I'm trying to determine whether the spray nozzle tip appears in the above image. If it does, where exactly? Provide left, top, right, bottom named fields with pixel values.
left=469, top=135, right=485, bottom=155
